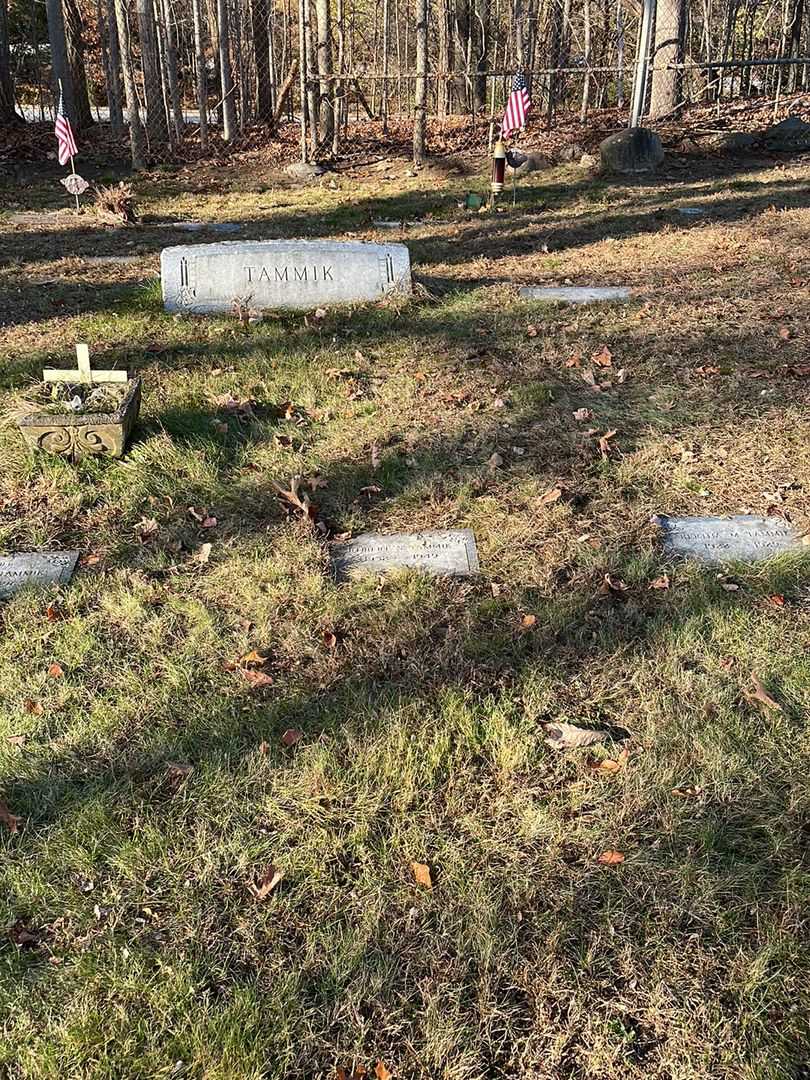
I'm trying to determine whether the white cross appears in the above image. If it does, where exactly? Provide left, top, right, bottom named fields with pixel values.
left=43, top=343, right=129, bottom=386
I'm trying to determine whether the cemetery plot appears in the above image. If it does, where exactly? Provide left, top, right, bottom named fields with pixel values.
left=161, top=239, right=412, bottom=314
left=519, top=286, right=631, bottom=304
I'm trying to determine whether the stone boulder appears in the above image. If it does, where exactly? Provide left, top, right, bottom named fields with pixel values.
left=760, top=116, right=810, bottom=152
left=599, top=127, right=664, bottom=174
left=285, top=161, right=326, bottom=182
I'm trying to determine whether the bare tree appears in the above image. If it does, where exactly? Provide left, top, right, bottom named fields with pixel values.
left=45, top=0, right=77, bottom=123
left=252, top=0, right=273, bottom=119
left=413, top=0, right=427, bottom=162
left=217, top=0, right=237, bottom=139
left=649, top=0, right=685, bottom=118
left=98, top=0, right=124, bottom=133
left=113, top=0, right=147, bottom=167
left=315, top=0, right=334, bottom=144
left=0, top=0, right=22, bottom=123
left=137, top=0, right=169, bottom=143
left=191, top=0, right=209, bottom=146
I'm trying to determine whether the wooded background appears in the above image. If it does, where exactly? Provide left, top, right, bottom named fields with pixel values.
left=0, top=0, right=808, bottom=165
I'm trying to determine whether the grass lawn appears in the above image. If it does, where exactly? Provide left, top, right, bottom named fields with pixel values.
left=1, top=146, right=810, bottom=1080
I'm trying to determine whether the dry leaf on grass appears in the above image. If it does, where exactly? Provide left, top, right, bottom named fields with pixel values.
left=573, top=408, right=593, bottom=422
left=597, top=850, right=625, bottom=865
left=672, top=785, right=703, bottom=798
left=746, top=672, right=783, bottom=713
left=649, top=574, right=670, bottom=590
left=7, top=734, right=26, bottom=747
left=598, top=429, right=618, bottom=458
left=544, top=722, right=609, bottom=749
left=600, top=573, right=629, bottom=595
left=411, top=861, right=433, bottom=889
left=0, top=799, right=21, bottom=833
left=322, top=630, right=338, bottom=649
left=271, top=475, right=319, bottom=524
left=47, top=663, right=64, bottom=679
left=588, top=748, right=629, bottom=775
left=241, top=669, right=275, bottom=690
left=521, top=613, right=537, bottom=628
left=280, top=728, right=303, bottom=747
left=252, top=865, right=284, bottom=900
left=24, top=699, right=43, bottom=716
left=240, top=650, right=269, bottom=667
left=591, top=344, right=613, bottom=368
left=375, top=1062, right=392, bottom=1080
left=538, top=486, right=563, bottom=507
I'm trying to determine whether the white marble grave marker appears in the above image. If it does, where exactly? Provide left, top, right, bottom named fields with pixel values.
left=654, top=515, right=807, bottom=564
left=331, top=529, right=479, bottom=578
left=161, top=239, right=412, bottom=314
left=0, top=552, right=79, bottom=600
left=519, top=286, right=631, bottom=305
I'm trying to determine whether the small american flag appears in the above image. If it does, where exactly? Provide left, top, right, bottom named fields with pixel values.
left=55, top=88, right=78, bottom=166
left=502, top=73, right=531, bottom=139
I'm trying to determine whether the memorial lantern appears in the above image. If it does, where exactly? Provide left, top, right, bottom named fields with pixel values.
left=491, top=139, right=507, bottom=196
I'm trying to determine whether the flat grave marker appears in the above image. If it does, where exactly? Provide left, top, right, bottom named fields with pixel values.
left=162, top=239, right=412, bottom=314
left=331, top=529, right=479, bottom=578
left=0, top=552, right=79, bottom=600
left=519, top=286, right=631, bottom=305
left=654, top=515, right=807, bottom=564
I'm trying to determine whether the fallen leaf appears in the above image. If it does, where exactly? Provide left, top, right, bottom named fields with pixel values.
left=375, top=1062, right=392, bottom=1080
left=253, top=865, right=284, bottom=900
left=597, top=849, right=625, bottom=865
left=166, top=762, right=193, bottom=789
left=45, top=604, right=61, bottom=622
left=80, top=552, right=102, bottom=567
left=672, top=785, right=703, bottom=798
left=240, top=650, right=269, bottom=667
left=649, top=574, right=670, bottom=590
left=242, top=669, right=274, bottom=690
left=258, top=740, right=270, bottom=755
left=47, top=662, right=64, bottom=679
left=136, top=517, right=159, bottom=542
left=195, top=542, right=213, bottom=565
left=521, top=613, right=537, bottom=628
left=591, top=344, right=613, bottom=368
left=322, top=630, right=338, bottom=649
left=526, top=324, right=539, bottom=338
left=201, top=516, right=218, bottom=529
left=544, top=721, right=609, bottom=750
left=564, top=349, right=582, bottom=368
left=271, top=475, right=319, bottom=524
left=778, top=326, right=791, bottom=340
left=767, top=594, right=785, bottom=607
left=746, top=671, right=782, bottom=713
left=8, top=921, right=37, bottom=947
left=487, top=452, right=503, bottom=471
left=600, top=573, right=629, bottom=594
left=580, top=367, right=601, bottom=391
left=7, top=734, right=26, bottom=747
left=281, top=728, right=303, bottom=747
left=588, top=748, right=629, bottom=775
left=24, top=699, right=44, bottom=716
left=598, top=429, right=618, bottom=458
left=411, top=861, right=433, bottom=889
left=0, top=800, right=20, bottom=833
left=538, top=486, right=563, bottom=506
left=573, top=408, right=592, bottom=421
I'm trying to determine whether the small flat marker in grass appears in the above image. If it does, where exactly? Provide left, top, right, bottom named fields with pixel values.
left=519, top=286, right=631, bottom=305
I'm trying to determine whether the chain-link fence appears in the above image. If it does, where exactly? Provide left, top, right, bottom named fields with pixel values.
left=2, top=0, right=809, bottom=164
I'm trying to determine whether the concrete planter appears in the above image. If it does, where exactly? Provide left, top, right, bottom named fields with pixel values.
left=17, top=377, right=142, bottom=461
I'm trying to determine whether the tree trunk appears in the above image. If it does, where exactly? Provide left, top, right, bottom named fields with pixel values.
left=648, top=0, right=685, bottom=118
left=113, top=0, right=148, bottom=166
left=272, top=56, right=298, bottom=125
left=45, top=0, right=77, bottom=124
left=217, top=0, right=237, bottom=139
left=333, top=0, right=344, bottom=152
left=473, top=0, right=487, bottom=111
left=252, top=0, right=273, bottom=119
left=162, top=0, right=184, bottom=138
left=413, top=0, right=427, bottom=163
left=436, top=0, right=451, bottom=114
left=192, top=0, right=208, bottom=147
left=298, top=0, right=309, bottom=157
left=136, top=0, right=168, bottom=143
left=580, top=0, right=591, bottom=121
left=314, top=0, right=334, bottom=145
left=303, top=0, right=318, bottom=152
left=101, top=0, right=125, bottom=133
left=381, top=0, right=389, bottom=130
left=0, top=0, right=22, bottom=123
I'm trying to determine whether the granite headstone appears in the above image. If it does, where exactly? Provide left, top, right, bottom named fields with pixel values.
left=161, top=239, right=412, bottom=313
left=331, top=529, right=479, bottom=578
left=654, top=515, right=806, bottom=564
left=0, top=551, right=79, bottom=600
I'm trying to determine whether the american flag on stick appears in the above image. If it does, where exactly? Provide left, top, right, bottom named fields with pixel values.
left=55, top=86, right=78, bottom=167
left=501, top=73, right=531, bottom=138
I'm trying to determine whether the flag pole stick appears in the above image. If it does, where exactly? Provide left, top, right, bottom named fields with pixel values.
left=58, top=78, right=80, bottom=213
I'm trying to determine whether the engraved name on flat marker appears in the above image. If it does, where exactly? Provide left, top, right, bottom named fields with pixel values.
left=654, top=515, right=807, bottom=564
left=0, top=552, right=79, bottom=600
left=331, top=529, right=480, bottom=578
left=161, top=239, right=412, bottom=314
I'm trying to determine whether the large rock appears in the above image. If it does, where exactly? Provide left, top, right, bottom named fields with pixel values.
left=760, top=116, right=810, bottom=152
left=285, top=161, right=326, bottom=182
left=599, top=127, right=664, bottom=174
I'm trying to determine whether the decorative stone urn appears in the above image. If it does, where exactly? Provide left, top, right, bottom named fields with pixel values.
left=17, top=377, right=142, bottom=461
